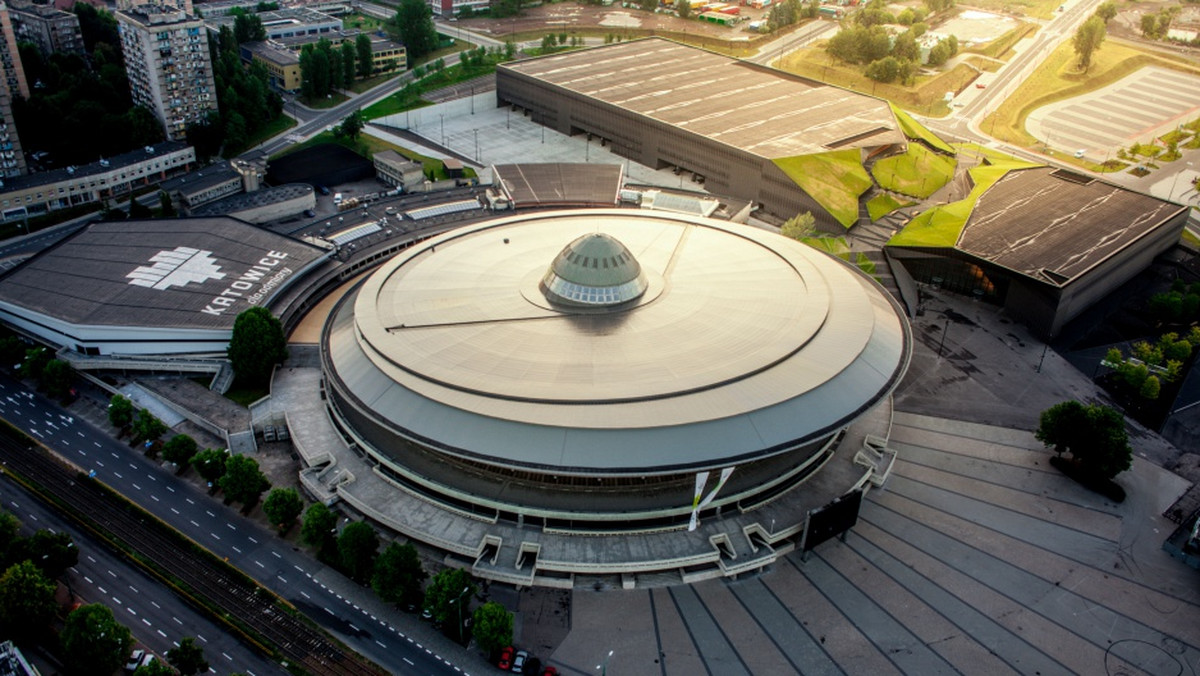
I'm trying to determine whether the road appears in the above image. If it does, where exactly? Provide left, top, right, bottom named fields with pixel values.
left=0, top=374, right=472, bottom=676
left=926, top=0, right=1106, bottom=144
left=0, top=469, right=280, bottom=676
left=246, top=9, right=496, bottom=161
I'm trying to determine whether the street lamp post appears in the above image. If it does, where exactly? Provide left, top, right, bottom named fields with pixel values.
left=440, top=113, right=445, bottom=147
left=1170, top=162, right=1195, bottom=200
left=450, top=586, right=470, bottom=644
left=596, top=649, right=614, bottom=676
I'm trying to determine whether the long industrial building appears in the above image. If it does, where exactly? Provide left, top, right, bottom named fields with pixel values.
left=496, top=38, right=906, bottom=228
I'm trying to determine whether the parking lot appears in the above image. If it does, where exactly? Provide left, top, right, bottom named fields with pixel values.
left=1026, top=66, right=1200, bottom=160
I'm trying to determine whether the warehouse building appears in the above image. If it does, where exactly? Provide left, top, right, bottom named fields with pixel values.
left=496, top=38, right=907, bottom=229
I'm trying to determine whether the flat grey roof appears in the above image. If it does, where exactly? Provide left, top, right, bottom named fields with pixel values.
left=328, top=210, right=911, bottom=472
left=160, top=163, right=240, bottom=197
left=3, top=142, right=190, bottom=193
left=960, top=167, right=1186, bottom=285
left=190, top=183, right=313, bottom=217
left=499, top=38, right=905, bottom=160
left=492, top=163, right=623, bottom=207
left=0, top=218, right=326, bottom=331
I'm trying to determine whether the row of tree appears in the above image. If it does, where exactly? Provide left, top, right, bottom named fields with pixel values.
left=185, top=27, right=284, bottom=160
left=0, top=507, right=210, bottom=675
left=297, top=504, right=514, bottom=652
left=13, top=4, right=164, bottom=168
left=298, top=35, right=379, bottom=101
left=1103, top=329, right=1200, bottom=401
left=1148, top=280, right=1200, bottom=325
left=826, top=22, right=957, bottom=85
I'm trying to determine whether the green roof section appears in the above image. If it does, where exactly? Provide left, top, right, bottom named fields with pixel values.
left=889, top=103, right=955, bottom=155
left=872, top=144, right=957, bottom=198
left=887, top=162, right=1034, bottom=248
left=773, top=149, right=873, bottom=229
left=867, top=193, right=910, bottom=222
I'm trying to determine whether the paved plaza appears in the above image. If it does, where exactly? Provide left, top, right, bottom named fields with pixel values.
left=545, top=411, right=1196, bottom=675
left=1027, top=66, right=1200, bottom=161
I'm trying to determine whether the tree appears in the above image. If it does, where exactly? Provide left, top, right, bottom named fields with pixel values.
left=134, top=659, right=175, bottom=676
left=923, top=0, right=953, bottom=12
left=1035, top=401, right=1132, bottom=480
left=227, top=307, right=287, bottom=386
left=129, top=196, right=153, bottom=219
left=389, top=0, right=439, bottom=62
left=27, top=529, right=77, bottom=578
left=340, top=41, right=356, bottom=89
left=372, top=542, right=427, bottom=607
left=0, top=511, right=19, bottom=562
left=130, top=408, right=167, bottom=445
left=1072, top=15, right=1106, bottom=73
left=337, top=521, right=379, bottom=584
left=356, top=34, right=373, bottom=78
left=218, top=454, right=270, bottom=507
left=193, top=448, right=228, bottom=484
left=1140, top=374, right=1161, bottom=400
left=340, top=110, right=364, bottom=140
left=865, top=56, right=901, bottom=83
left=780, top=212, right=815, bottom=240
left=1096, top=1, right=1117, bottom=23
left=0, top=561, right=57, bottom=640
left=677, top=0, right=692, bottom=19
left=472, top=602, right=513, bottom=655
left=61, top=603, right=133, bottom=676
left=424, top=568, right=477, bottom=624
left=301, top=502, right=337, bottom=555
left=108, top=394, right=134, bottom=429
left=158, top=191, right=176, bottom=218
left=162, top=434, right=199, bottom=470
left=263, top=487, right=304, bottom=532
left=20, top=346, right=50, bottom=380
left=167, top=637, right=209, bottom=676
left=39, top=358, right=72, bottom=398
left=233, top=13, right=266, bottom=43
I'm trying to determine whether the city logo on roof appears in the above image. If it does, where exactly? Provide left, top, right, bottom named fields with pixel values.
left=126, top=247, right=226, bottom=291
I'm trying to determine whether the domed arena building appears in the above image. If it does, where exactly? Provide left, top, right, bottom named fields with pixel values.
left=317, top=208, right=912, bottom=583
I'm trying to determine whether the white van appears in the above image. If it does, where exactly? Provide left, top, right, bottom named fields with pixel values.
left=333, top=193, right=343, bottom=205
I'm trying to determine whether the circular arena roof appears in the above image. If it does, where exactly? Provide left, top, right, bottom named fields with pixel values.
left=325, top=210, right=911, bottom=474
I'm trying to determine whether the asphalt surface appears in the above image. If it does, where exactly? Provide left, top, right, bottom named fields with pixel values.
left=0, top=373, right=472, bottom=676
left=0, top=469, right=277, bottom=676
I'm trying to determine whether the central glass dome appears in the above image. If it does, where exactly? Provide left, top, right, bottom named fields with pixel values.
left=540, top=232, right=649, bottom=307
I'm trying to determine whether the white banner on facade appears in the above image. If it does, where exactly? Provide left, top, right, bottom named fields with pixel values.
left=688, top=467, right=737, bottom=531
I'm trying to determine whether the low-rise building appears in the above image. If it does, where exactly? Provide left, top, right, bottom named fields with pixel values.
left=0, top=142, right=195, bottom=222
left=205, top=7, right=340, bottom=41
left=240, top=40, right=300, bottom=92
left=159, top=161, right=243, bottom=210
left=373, top=150, right=424, bottom=190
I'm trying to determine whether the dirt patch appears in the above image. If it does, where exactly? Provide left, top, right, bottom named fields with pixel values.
left=457, top=3, right=763, bottom=42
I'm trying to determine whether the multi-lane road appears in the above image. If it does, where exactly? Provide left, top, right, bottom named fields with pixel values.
left=0, top=373, right=471, bottom=676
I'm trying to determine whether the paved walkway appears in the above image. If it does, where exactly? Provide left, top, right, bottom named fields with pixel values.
left=546, top=411, right=1198, bottom=675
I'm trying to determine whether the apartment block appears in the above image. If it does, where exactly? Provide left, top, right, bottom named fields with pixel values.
left=117, top=5, right=218, bottom=141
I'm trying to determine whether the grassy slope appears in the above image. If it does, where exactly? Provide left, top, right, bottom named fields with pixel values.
left=887, top=163, right=1036, bottom=248
left=774, top=150, right=873, bottom=228
left=867, top=193, right=906, bottom=221
left=872, top=144, right=957, bottom=198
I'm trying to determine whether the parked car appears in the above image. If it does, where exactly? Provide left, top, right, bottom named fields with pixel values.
left=497, top=646, right=515, bottom=670
left=512, top=650, right=529, bottom=674
left=541, top=667, right=559, bottom=676
left=317, top=185, right=330, bottom=195
left=303, top=209, right=316, bottom=218
left=124, top=649, right=145, bottom=672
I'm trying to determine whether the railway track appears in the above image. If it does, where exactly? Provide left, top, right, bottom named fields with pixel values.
left=0, top=427, right=386, bottom=676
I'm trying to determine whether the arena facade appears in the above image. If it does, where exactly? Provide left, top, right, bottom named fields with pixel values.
left=321, top=209, right=912, bottom=547
left=495, top=38, right=907, bottom=229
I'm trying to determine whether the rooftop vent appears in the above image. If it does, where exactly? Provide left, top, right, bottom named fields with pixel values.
left=1049, top=168, right=1095, bottom=185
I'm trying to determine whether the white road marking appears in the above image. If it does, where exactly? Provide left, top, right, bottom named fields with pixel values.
left=132, top=483, right=141, bottom=490
left=211, top=533, right=220, bottom=540
left=113, top=472, right=123, bottom=479
left=171, top=508, right=180, bottom=515
left=300, top=591, right=310, bottom=599
left=254, top=560, right=265, bottom=568
left=232, top=546, right=242, bottom=554
left=190, top=520, right=200, bottom=527
left=248, top=537, right=258, bottom=544
left=172, top=617, right=183, bottom=625
left=157, top=630, right=167, bottom=638
left=375, top=640, right=386, bottom=648
left=206, top=510, right=215, bottom=517
left=403, top=658, right=414, bottom=666
left=151, top=495, right=160, bottom=502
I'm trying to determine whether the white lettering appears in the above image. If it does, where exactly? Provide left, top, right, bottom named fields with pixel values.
left=231, top=281, right=253, bottom=291
left=201, top=306, right=225, bottom=315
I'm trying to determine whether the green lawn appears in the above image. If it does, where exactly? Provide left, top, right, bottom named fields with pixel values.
left=872, top=144, right=957, bottom=199
left=362, top=60, right=506, bottom=121
left=801, top=236, right=850, bottom=257
left=774, top=150, right=872, bottom=229
left=867, top=193, right=908, bottom=222
left=890, top=104, right=955, bottom=155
